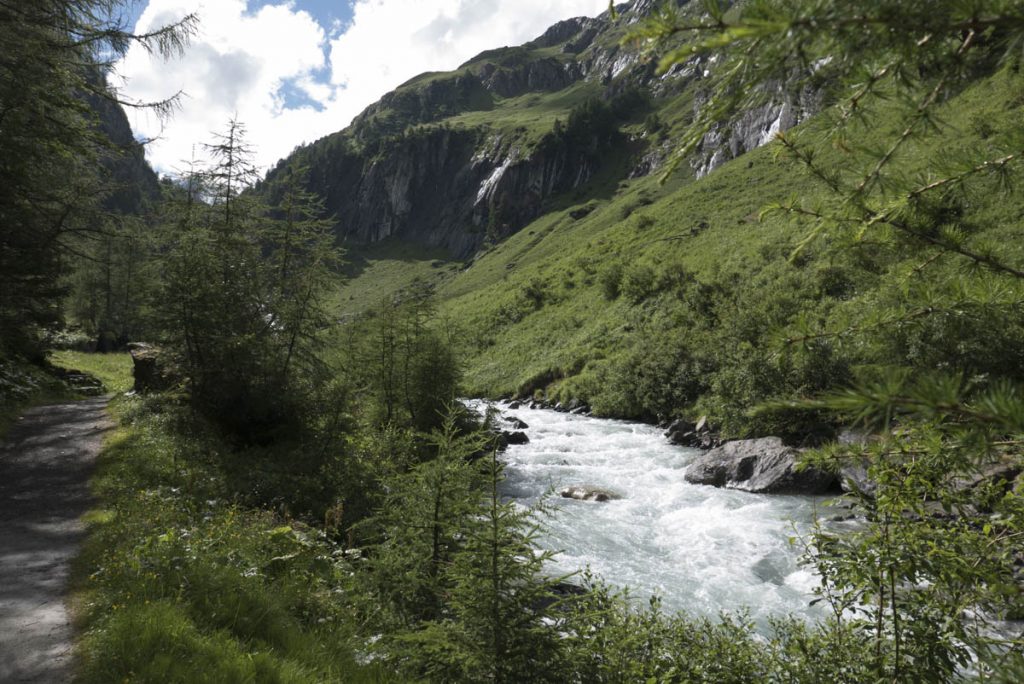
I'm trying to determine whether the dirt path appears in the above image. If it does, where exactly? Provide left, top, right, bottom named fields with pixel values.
left=0, top=396, right=112, bottom=683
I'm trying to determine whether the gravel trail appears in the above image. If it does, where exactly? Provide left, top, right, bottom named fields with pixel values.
left=0, top=396, right=112, bottom=683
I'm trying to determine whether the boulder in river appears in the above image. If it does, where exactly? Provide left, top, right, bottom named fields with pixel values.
left=684, top=437, right=838, bottom=495
left=508, top=417, right=529, bottom=430
left=559, top=484, right=622, bottom=502
left=664, top=415, right=721, bottom=449
left=839, top=460, right=876, bottom=496
left=502, top=430, right=530, bottom=446
left=664, top=419, right=695, bottom=442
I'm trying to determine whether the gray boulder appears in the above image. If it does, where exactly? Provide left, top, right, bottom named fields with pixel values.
left=503, top=430, right=530, bottom=445
left=559, top=485, right=622, bottom=502
left=664, top=419, right=696, bottom=443
left=665, top=415, right=721, bottom=449
left=684, top=437, right=837, bottom=495
left=839, top=460, right=876, bottom=496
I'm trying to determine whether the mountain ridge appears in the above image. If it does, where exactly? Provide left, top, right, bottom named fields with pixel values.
left=262, top=0, right=813, bottom=258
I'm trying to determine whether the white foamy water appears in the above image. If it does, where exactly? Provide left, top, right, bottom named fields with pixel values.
left=471, top=400, right=827, bottom=624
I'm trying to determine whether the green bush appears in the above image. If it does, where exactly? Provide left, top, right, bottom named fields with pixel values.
left=620, top=263, right=657, bottom=304
left=595, top=330, right=710, bottom=421
left=598, top=261, right=624, bottom=301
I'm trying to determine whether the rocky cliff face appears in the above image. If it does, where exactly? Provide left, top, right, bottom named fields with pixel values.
left=266, top=0, right=816, bottom=258
left=85, top=75, right=161, bottom=214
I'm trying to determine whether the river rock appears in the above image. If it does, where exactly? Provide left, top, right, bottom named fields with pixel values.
left=839, top=460, right=876, bottom=496
left=684, top=437, right=838, bottom=495
left=665, top=415, right=721, bottom=449
left=507, top=400, right=522, bottom=410
left=507, top=417, right=529, bottom=430
left=664, top=419, right=695, bottom=442
left=953, top=460, right=1022, bottom=493
left=503, top=430, right=530, bottom=445
left=559, top=485, right=622, bottom=502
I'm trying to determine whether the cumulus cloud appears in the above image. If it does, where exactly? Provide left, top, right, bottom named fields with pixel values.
left=118, top=0, right=609, bottom=175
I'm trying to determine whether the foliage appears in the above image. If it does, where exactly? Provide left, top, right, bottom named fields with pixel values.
left=157, top=121, right=342, bottom=441
left=620, top=262, right=657, bottom=304
left=0, top=1, right=195, bottom=359
left=345, top=286, right=462, bottom=433
left=74, top=395, right=387, bottom=683
left=66, top=215, right=161, bottom=349
left=415, top=448, right=564, bottom=683
left=358, top=414, right=565, bottom=682
left=358, top=415, right=487, bottom=631
left=598, top=261, right=625, bottom=300
left=782, top=374, right=1024, bottom=680
left=632, top=1, right=1024, bottom=678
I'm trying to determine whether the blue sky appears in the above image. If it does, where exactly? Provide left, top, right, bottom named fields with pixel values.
left=115, top=1, right=610, bottom=173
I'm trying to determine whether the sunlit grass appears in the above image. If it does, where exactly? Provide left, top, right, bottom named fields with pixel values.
left=49, top=350, right=134, bottom=394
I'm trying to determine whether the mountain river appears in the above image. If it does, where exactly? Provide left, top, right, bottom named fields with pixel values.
left=470, top=400, right=829, bottom=624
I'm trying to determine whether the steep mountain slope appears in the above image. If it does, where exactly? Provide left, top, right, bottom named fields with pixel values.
left=263, top=0, right=812, bottom=259
left=427, top=67, right=1024, bottom=438
left=88, top=88, right=161, bottom=215
left=284, top=2, right=1024, bottom=438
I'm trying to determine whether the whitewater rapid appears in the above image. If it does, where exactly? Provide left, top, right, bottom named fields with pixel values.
left=474, top=400, right=828, bottom=624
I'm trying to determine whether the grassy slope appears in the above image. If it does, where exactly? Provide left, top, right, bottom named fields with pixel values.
left=336, top=65, right=1024, bottom=433
left=49, top=351, right=134, bottom=393
left=439, top=143, right=795, bottom=394
left=335, top=239, right=457, bottom=317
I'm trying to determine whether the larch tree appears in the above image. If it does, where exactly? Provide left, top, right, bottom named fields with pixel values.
left=0, top=0, right=196, bottom=359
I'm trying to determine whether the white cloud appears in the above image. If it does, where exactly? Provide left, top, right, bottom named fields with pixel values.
left=117, top=0, right=609, bottom=175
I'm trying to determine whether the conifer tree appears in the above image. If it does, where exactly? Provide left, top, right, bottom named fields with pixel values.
left=363, top=414, right=565, bottom=683
left=158, top=121, right=341, bottom=439
left=430, top=446, right=565, bottom=683
left=360, top=414, right=486, bottom=633
left=357, top=287, right=461, bottom=432
left=0, top=1, right=195, bottom=358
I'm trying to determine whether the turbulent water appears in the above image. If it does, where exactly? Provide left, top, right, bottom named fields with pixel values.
left=472, top=400, right=828, bottom=624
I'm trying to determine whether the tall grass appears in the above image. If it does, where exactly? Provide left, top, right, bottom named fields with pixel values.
left=72, top=395, right=391, bottom=683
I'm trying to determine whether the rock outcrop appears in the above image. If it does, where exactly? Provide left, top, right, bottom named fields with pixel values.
left=262, top=0, right=818, bottom=260
left=129, top=343, right=172, bottom=393
left=559, top=484, right=622, bottom=502
left=684, top=437, right=838, bottom=495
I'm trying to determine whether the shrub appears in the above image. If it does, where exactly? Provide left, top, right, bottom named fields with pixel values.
left=621, top=263, right=657, bottom=304
left=598, top=262, right=625, bottom=300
